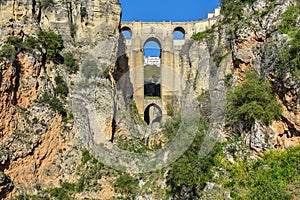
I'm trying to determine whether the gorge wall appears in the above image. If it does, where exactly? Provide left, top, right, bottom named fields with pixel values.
left=0, top=0, right=299, bottom=199
left=0, top=0, right=122, bottom=198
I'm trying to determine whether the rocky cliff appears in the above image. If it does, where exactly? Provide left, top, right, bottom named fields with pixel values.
left=0, top=0, right=300, bottom=199
left=0, top=0, right=121, bottom=198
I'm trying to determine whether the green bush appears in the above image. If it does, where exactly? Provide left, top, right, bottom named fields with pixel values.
left=38, top=29, right=64, bottom=61
left=114, top=174, right=139, bottom=198
left=223, top=145, right=300, bottom=199
left=55, top=83, right=69, bottom=97
left=276, top=30, right=300, bottom=81
left=63, top=52, right=79, bottom=74
left=81, top=149, right=93, bottom=164
left=7, top=36, right=22, bottom=48
left=23, top=36, right=40, bottom=52
left=54, top=76, right=69, bottom=97
left=40, top=92, right=66, bottom=116
left=0, top=44, right=17, bottom=62
left=0, top=30, right=64, bottom=64
left=191, top=31, right=207, bottom=41
left=278, top=5, right=300, bottom=35
left=167, top=117, right=225, bottom=197
left=226, top=70, right=282, bottom=129
left=80, top=7, right=88, bottom=20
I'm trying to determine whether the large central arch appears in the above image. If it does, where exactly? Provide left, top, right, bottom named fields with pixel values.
left=143, top=37, right=162, bottom=98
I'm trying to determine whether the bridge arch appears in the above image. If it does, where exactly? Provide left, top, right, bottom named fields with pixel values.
left=144, top=103, right=162, bottom=125
left=143, top=37, right=162, bottom=51
left=173, top=27, right=185, bottom=40
left=143, top=37, right=162, bottom=97
left=121, top=26, right=132, bottom=40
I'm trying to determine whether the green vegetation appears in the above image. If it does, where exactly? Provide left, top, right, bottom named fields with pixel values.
left=166, top=90, right=217, bottom=196
left=63, top=52, right=79, bottom=74
left=37, top=29, right=64, bottom=61
left=129, top=100, right=146, bottom=125
left=39, top=92, right=67, bottom=117
left=219, top=145, right=300, bottom=199
left=54, top=76, right=69, bottom=98
left=39, top=75, right=69, bottom=117
left=0, top=44, right=17, bottom=62
left=69, top=23, right=77, bottom=38
left=117, top=136, right=150, bottom=153
left=102, top=66, right=110, bottom=79
left=276, top=31, right=300, bottom=82
left=0, top=30, right=63, bottom=64
left=278, top=5, right=300, bottom=35
left=16, top=149, right=115, bottom=199
left=23, top=36, right=40, bottom=52
left=227, top=70, right=282, bottom=130
left=191, top=31, right=207, bottom=41
left=275, top=5, right=300, bottom=83
left=214, top=51, right=232, bottom=67
left=80, top=7, right=88, bottom=21
left=39, top=76, right=72, bottom=118
left=144, top=64, right=160, bottom=83
left=114, top=174, right=139, bottom=198
left=165, top=97, right=179, bottom=117
left=224, top=73, right=233, bottom=88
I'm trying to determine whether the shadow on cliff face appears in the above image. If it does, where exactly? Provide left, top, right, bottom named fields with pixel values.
left=0, top=172, right=14, bottom=199
left=115, top=33, right=133, bottom=107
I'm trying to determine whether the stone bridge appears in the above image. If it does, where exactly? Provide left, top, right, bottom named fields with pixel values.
left=122, top=8, right=220, bottom=124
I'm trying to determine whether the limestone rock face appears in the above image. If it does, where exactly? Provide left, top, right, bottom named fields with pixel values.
left=0, top=22, right=77, bottom=197
left=231, top=0, right=300, bottom=151
left=0, top=0, right=121, bottom=198
left=0, top=0, right=121, bottom=49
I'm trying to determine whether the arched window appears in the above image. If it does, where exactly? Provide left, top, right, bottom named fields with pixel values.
left=173, top=27, right=185, bottom=40
left=121, top=27, right=132, bottom=40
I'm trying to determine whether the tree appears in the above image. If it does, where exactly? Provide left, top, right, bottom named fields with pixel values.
left=38, top=30, right=64, bottom=61
left=63, top=52, right=79, bottom=73
left=226, top=70, right=282, bottom=130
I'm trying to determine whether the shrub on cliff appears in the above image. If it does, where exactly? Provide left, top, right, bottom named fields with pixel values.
left=63, top=52, right=79, bottom=74
left=114, top=174, right=139, bottom=198
left=54, top=76, right=69, bottom=98
left=0, top=44, right=17, bottom=62
left=226, top=70, right=282, bottom=130
left=37, top=29, right=64, bottom=61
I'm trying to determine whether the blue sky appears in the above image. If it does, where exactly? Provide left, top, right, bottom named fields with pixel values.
left=119, top=0, right=220, bottom=22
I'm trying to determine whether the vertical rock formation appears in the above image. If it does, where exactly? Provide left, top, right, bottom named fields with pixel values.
left=0, top=0, right=122, bottom=198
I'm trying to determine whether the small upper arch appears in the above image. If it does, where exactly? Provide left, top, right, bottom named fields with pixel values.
left=121, top=26, right=132, bottom=40
left=173, top=27, right=185, bottom=40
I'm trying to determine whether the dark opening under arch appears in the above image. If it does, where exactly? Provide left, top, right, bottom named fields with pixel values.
left=144, top=103, right=162, bottom=125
